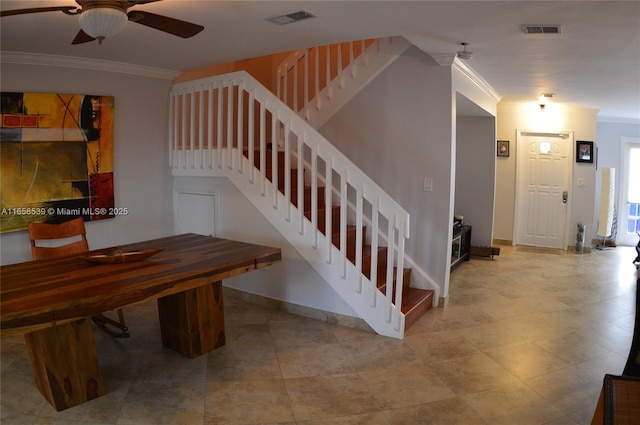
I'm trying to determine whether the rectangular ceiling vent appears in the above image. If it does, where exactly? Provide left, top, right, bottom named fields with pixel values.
left=522, top=25, right=562, bottom=34
left=267, top=10, right=315, bottom=25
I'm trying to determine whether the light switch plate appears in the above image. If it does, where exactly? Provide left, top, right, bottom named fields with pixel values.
left=424, top=177, right=433, bottom=192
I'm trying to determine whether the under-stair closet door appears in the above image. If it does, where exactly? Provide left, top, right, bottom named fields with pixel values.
left=174, top=192, right=216, bottom=236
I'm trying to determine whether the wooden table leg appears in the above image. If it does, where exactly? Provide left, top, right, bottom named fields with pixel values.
left=24, top=318, right=104, bottom=411
left=157, top=280, right=225, bottom=358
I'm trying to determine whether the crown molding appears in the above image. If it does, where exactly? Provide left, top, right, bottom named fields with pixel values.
left=597, top=115, right=640, bottom=125
left=0, top=51, right=180, bottom=80
left=451, top=57, right=501, bottom=104
left=430, top=53, right=456, bottom=66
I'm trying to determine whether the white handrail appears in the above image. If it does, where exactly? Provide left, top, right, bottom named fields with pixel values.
left=275, top=37, right=410, bottom=130
left=276, top=39, right=376, bottom=116
left=170, top=70, right=410, bottom=336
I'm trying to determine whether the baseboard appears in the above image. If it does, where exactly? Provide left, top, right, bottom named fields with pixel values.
left=568, top=245, right=592, bottom=254
left=492, top=239, right=512, bottom=246
left=224, top=286, right=375, bottom=334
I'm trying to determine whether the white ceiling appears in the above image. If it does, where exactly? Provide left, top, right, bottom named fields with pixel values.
left=1, top=1, right=639, bottom=120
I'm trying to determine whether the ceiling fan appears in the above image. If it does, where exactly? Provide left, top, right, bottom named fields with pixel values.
left=1, top=0, right=204, bottom=45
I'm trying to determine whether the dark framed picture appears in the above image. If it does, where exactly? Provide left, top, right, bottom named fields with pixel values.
left=576, top=141, right=594, bottom=163
left=497, top=140, right=509, bottom=157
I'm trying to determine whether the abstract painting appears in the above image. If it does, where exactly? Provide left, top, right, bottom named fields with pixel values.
left=1, top=92, right=115, bottom=233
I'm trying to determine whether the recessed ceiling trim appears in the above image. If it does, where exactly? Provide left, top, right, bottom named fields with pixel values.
left=0, top=51, right=180, bottom=80
left=522, top=25, right=562, bottom=34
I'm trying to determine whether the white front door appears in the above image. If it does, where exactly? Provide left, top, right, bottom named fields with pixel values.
left=514, top=130, right=572, bottom=249
left=617, top=137, right=640, bottom=246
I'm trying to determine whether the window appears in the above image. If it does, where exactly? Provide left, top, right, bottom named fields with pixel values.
left=539, top=141, right=551, bottom=154
left=628, top=203, right=640, bottom=233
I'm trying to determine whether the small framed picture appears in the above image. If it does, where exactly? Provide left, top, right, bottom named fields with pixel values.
left=497, top=140, right=509, bottom=157
left=576, top=141, right=594, bottom=163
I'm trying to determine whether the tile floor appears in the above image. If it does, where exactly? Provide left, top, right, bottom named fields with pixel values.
left=1, top=244, right=638, bottom=424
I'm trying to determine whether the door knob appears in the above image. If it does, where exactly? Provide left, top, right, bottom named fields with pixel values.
left=562, top=191, right=568, bottom=204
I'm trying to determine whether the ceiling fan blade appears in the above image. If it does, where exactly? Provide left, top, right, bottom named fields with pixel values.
left=71, top=29, right=96, bottom=45
left=127, top=1, right=163, bottom=4
left=127, top=10, right=203, bottom=38
left=1, top=6, right=78, bottom=17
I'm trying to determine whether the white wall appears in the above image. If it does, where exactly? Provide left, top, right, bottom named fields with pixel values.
left=494, top=101, right=598, bottom=246
left=172, top=176, right=358, bottom=317
left=0, top=63, right=174, bottom=265
left=595, top=119, right=640, bottom=245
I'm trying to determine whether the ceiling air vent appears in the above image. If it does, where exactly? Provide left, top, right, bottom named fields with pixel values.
left=522, top=25, right=562, bottom=34
left=267, top=10, right=315, bottom=25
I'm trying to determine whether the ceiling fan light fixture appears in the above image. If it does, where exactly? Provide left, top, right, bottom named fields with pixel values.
left=79, top=6, right=128, bottom=44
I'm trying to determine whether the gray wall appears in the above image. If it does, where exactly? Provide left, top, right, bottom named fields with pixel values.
left=455, top=115, right=496, bottom=246
left=0, top=63, right=174, bottom=265
left=319, top=46, right=455, bottom=296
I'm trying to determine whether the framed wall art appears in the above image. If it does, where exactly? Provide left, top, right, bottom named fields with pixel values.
left=576, top=140, right=594, bottom=163
left=1, top=92, right=115, bottom=233
left=497, top=140, right=509, bottom=157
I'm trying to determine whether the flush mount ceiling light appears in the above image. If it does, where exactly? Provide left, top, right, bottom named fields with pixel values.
left=456, top=42, right=473, bottom=60
left=539, top=92, right=555, bottom=110
left=79, top=3, right=128, bottom=44
left=267, top=10, right=315, bottom=25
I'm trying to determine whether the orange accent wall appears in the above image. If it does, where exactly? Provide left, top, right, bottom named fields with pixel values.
left=175, top=51, right=291, bottom=92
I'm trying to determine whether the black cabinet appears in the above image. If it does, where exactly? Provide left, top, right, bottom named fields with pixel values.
left=451, top=225, right=471, bottom=270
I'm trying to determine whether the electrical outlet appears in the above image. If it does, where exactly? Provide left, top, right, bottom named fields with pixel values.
left=423, top=177, right=433, bottom=192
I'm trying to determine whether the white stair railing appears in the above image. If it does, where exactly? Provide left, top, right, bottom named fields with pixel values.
left=276, top=37, right=410, bottom=129
left=170, top=71, right=410, bottom=338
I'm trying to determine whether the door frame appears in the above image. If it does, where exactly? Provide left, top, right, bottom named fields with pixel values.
left=617, top=137, right=640, bottom=246
left=513, top=129, right=574, bottom=249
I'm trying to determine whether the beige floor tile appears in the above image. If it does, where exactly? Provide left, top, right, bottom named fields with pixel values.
left=358, top=364, right=454, bottom=409
left=404, top=329, right=481, bottom=362
left=276, top=342, right=355, bottom=379
left=430, top=353, right=519, bottom=395
left=383, top=397, right=486, bottom=425
left=297, top=411, right=391, bottom=424
left=461, top=381, right=565, bottom=425
left=205, top=379, right=294, bottom=424
left=532, top=331, right=610, bottom=365
left=1, top=245, right=636, bottom=425
left=523, top=364, right=602, bottom=412
left=340, top=337, right=419, bottom=372
left=207, top=343, right=282, bottom=382
left=455, top=321, right=534, bottom=351
left=285, top=373, right=379, bottom=421
left=128, top=381, right=205, bottom=424
left=484, top=342, right=569, bottom=379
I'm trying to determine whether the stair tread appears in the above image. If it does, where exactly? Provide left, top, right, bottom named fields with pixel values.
left=402, top=288, right=434, bottom=331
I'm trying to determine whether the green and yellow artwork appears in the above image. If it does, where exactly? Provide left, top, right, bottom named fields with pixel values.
left=1, top=92, right=115, bottom=233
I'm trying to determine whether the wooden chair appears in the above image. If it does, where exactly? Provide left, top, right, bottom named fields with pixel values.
left=28, top=217, right=130, bottom=338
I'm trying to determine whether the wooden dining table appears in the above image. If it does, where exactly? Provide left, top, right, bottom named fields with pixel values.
left=0, top=233, right=281, bottom=411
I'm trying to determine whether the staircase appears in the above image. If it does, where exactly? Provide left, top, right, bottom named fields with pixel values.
left=248, top=147, right=433, bottom=331
left=276, top=37, right=411, bottom=128
left=169, top=38, right=434, bottom=338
